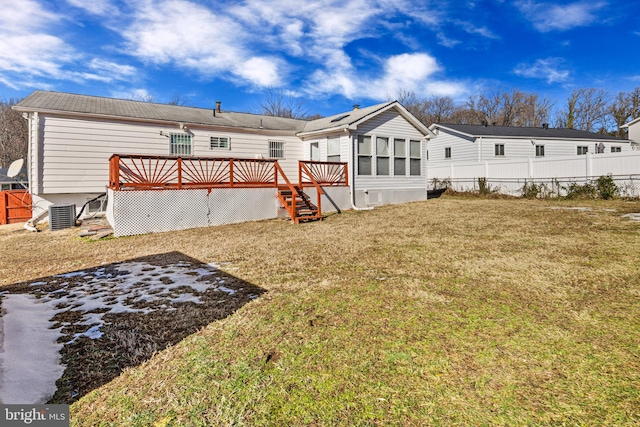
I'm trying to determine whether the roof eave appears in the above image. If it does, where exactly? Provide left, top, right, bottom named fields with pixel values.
left=12, top=106, right=300, bottom=135
left=297, top=124, right=350, bottom=137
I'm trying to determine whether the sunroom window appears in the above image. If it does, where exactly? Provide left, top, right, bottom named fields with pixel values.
left=357, top=135, right=372, bottom=175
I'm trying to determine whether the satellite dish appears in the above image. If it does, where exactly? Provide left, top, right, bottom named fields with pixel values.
left=7, top=158, right=24, bottom=178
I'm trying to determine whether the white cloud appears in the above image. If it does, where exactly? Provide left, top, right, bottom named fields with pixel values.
left=514, top=58, right=570, bottom=83
left=121, top=0, right=284, bottom=87
left=516, top=1, right=608, bottom=32
left=65, top=0, right=120, bottom=16
left=0, top=0, right=76, bottom=85
left=306, top=53, right=466, bottom=100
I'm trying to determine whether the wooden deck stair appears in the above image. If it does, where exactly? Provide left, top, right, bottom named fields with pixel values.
left=277, top=186, right=322, bottom=223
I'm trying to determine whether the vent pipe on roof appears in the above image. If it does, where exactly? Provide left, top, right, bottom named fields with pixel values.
left=481, top=120, right=488, bottom=127
left=542, top=123, right=549, bottom=129
left=216, top=101, right=221, bottom=113
left=353, top=104, right=360, bottom=110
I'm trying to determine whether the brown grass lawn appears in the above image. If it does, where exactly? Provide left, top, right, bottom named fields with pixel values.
left=1, top=196, right=640, bottom=426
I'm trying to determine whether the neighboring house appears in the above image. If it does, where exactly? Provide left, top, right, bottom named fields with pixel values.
left=427, top=123, right=632, bottom=164
left=0, top=166, right=28, bottom=190
left=13, top=91, right=433, bottom=231
left=622, top=116, right=640, bottom=146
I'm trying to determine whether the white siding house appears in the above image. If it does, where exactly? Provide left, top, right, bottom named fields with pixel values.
left=14, top=91, right=433, bottom=230
left=427, top=123, right=632, bottom=164
left=622, top=116, right=640, bottom=147
left=299, top=104, right=433, bottom=207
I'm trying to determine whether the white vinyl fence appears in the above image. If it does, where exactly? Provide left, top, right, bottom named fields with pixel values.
left=427, top=152, right=640, bottom=197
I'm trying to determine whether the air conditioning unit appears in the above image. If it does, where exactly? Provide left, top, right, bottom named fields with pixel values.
left=49, top=204, right=76, bottom=231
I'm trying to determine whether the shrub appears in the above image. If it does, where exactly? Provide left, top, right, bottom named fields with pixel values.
left=477, top=177, right=494, bottom=195
left=564, top=181, right=597, bottom=199
left=522, top=181, right=541, bottom=199
left=595, top=175, right=619, bottom=200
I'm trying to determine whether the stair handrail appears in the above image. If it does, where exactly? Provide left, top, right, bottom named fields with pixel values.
left=298, top=161, right=324, bottom=218
left=273, top=162, right=299, bottom=221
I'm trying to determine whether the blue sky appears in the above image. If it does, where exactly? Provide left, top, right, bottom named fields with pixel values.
left=1, top=0, right=638, bottom=117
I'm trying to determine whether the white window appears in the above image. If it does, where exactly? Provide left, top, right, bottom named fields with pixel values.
left=410, top=140, right=421, bottom=176
left=394, top=138, right=406, bottom=176
left=269, top=140, right=285, bottom=158
left=445, top=147, right=451, bottom=159
left=577, top=146, right=588, bottom=155
left=310, top=142, right=320, bottom=161
left=210, top=136, right=230, bottom=150
left=536, top=145, right=545, bottom=157
left=327, top=136, right=341, bottom=162
left=357, top=135, right=372, bottom=175
left=1, top=183, right=10, bottom=191
left=376, top=137, right=389, bottom=175
left=495, top=144, right=505, bottom=156
left=611, top=146, right=621, bottom=153
left=170, top=134, right=192, bottom=156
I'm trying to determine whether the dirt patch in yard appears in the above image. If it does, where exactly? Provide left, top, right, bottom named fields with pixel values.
left=1, top=252, right=265, bottom=404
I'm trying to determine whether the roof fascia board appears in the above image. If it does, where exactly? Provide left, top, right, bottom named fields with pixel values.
left=474, top=135, right=630, bottom=143
left=622, top=116, right=640, bottom=128
left=297, top=125, right=351, bottom=137
left=433, top=124, right=475, bottom=139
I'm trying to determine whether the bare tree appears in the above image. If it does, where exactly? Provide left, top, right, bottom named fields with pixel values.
left=610, top=87, right=640, bottom=137
left=257, top=87, right=316, bottom=119
left=392, top=90, right=428, bottom=124
left=0, top=99, right=28, bottom=167
left=423, top=95, right=456, bottom=125
left=555, top=88, right=610, bottom=132
left=167, top=94, right=191, bottom=106
left=467, top=89, right=553, bottom=127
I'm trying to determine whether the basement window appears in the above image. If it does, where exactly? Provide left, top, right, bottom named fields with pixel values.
left=210, top=136, right=230, bottom=150
left=269, top=140, right=285, bottom=159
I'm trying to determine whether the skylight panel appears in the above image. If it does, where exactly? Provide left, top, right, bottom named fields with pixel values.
left=330, top=114, right=350, bottom=123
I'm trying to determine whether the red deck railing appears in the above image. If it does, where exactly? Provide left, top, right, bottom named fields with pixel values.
left=298, top=160, right=348, bottom=187
left=109, top=155, right=348, bottom=190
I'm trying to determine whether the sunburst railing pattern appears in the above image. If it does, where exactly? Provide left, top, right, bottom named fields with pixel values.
left=109, top=155, right=281, bottom=190
left=298, top=160, right=348, bottom=186
left=109, top=155, right=349, bottom=191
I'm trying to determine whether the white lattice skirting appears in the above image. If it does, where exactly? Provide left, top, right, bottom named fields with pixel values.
left=108, top=188, right=280, bottom=236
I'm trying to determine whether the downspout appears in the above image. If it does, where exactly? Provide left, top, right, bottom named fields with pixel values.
left=349, top=130, right=374, bottom=211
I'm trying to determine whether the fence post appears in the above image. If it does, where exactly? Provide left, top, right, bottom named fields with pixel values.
left=230, top=159, right=234, bottom=188
left=528, top=157, right=534, bottom=179
left=586, top=152, right=592, bottom=178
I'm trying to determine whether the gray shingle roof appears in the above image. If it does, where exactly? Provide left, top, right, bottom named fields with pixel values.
left=300, top=102, right=394, bottom=133
left=14, top=91, right=309, bottom=132
left=436, top=123, right=628, bottom=141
